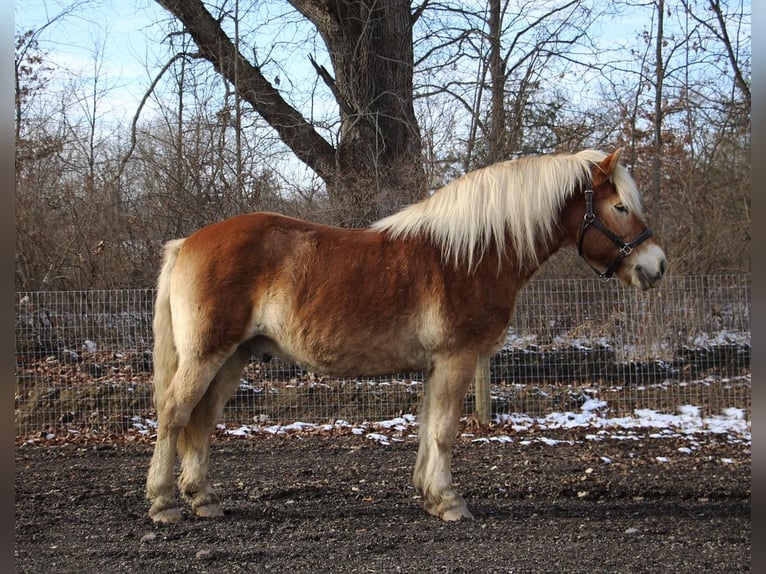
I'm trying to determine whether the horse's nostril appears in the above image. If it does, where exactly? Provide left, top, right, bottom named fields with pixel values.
left=660, top=259, right=667, bottom=276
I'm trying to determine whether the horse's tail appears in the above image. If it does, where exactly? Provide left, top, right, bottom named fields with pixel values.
left=152, top=238, right=186, bottom=411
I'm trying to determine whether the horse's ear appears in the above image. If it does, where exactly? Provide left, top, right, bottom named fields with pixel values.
left=597, top=148, right=624, bottom=178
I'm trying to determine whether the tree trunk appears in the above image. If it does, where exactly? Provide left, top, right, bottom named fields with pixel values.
left=293, top=0, right=427, bottom=224
left=653, top=0, right=664, bottom=199
left=487, top=0, right=506, bottom=164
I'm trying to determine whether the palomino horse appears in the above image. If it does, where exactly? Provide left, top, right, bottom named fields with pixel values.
left=146, top=148, right=666, bottom=522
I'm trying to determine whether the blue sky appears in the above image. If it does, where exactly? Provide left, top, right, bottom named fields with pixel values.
left=16, top=1, right=751, bottom=131
left=17, top=0, right=343, bottom=130
left=16, top=1, right=172, bottom=121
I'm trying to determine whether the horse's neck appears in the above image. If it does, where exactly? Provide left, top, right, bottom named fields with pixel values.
left=495, top=225, right=571, bottom=282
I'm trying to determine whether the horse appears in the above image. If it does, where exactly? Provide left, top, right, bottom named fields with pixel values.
left=146, top=148, right=667, bottom=523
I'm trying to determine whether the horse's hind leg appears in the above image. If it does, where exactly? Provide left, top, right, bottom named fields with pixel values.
left=177, top=347, right=251, bottom=518
left=413, top=352, right=478, bottom=521
left=146, top=355, right=228, bottom=523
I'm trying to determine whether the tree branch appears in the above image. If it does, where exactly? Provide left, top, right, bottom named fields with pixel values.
left=154, top=0, right=337, bottom=184
left=679, top=0, right=750, bottom=108
left=111, top=52, right=194, bottom=185
left=308, top=54, right=354, bottom=117
left=707, top=0, right=751, bottom=108
left=411, top=0, right=430, bottom=25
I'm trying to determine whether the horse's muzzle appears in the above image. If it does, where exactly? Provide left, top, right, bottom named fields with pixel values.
left=627, top=245, right=667, bottom=290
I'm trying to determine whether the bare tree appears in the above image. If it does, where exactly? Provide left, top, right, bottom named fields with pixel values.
left=152, top=0, right=427, bottom=226
left=413, top=0, right=599, bottom=174
left=14, top=30, right=60, bottom=175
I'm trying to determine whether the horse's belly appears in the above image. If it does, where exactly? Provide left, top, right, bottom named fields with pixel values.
left=296, top=341, right=428, bottom=377
left=248, top=294, right=437, bottom=377
left=270, top=328, right=429, bottom=378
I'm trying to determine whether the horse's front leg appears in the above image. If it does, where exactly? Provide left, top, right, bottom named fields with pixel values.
left=413, top=352, right=478, bottom=521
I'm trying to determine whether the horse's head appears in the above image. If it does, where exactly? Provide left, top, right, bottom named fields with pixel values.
left=573, top=148, right=667, bottom=290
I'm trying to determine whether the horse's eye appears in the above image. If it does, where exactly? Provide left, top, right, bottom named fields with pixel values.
left=614, top=203, right=629, bottom=214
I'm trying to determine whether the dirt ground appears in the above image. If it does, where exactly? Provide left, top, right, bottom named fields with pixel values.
left=15, top=427, right=750, bottom=573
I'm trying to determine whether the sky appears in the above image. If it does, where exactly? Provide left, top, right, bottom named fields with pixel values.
left=16, top=0, right=657, bottom=123
left=15, top=0, right=751, bottom=162
left=16, top=1, right=173, bottom=123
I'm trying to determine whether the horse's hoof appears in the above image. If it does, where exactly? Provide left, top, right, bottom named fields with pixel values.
left=442, top=506, right=474, bottom=522
left=423, top=496, right=474, bottom=521
left=149, top=506, right=183, bottom=523
left=194, top=503, right=224, bottom=518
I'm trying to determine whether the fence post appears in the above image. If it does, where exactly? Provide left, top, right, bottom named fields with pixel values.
left=474, top=356, right=491, bottom=425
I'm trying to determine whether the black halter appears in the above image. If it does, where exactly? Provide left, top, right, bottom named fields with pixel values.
left=577, top=189, right=654, bottom=281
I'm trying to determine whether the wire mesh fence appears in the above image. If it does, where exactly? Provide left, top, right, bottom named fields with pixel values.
left=14, top=275, right=750, bottom=437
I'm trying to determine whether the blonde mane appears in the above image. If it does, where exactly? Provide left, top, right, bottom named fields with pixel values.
left=371, top=149, right=643, bottom=269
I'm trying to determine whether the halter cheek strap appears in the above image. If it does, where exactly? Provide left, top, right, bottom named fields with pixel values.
left=577, top=189, right=653, bottom=281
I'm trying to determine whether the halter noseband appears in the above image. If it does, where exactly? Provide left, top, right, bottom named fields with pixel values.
left=577, top=189, right=653, bottom=281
